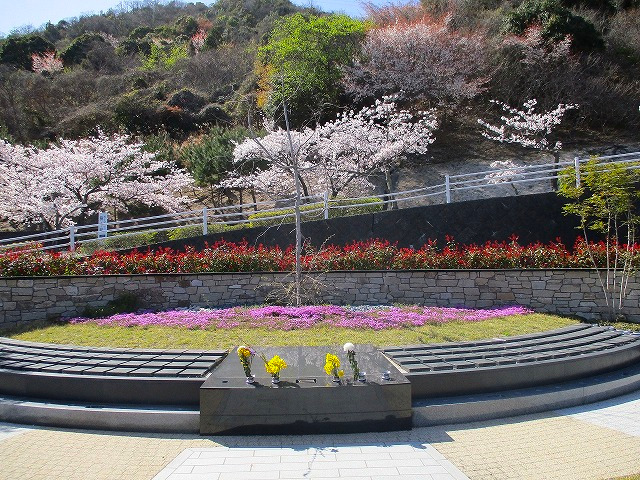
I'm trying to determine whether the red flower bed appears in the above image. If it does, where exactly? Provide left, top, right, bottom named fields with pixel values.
left=0, top=237, right=638, bottom=277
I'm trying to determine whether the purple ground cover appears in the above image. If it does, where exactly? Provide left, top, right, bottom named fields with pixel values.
left=69, top=305, right=533, bottom=330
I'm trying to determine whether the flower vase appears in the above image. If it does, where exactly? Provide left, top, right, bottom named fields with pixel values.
left=246, top=375, right=255, bottom=384
left=271, top=374, right=280, bottom=384
left=332, top=375, right=341, bottom=383
left=358, top=372, right=367, bottom=383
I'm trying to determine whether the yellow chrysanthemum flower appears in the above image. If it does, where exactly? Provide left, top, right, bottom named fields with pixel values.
left=324, top=353, right=341, bottom=376
left=265, top=355, right=287, bottom=374
left=237, top=346, right=252, bottom=358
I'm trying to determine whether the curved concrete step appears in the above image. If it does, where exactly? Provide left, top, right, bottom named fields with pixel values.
left=0, top=395, right=199, bottom=433
left=0, top=338, right=227, bottom=404
left=383, top=325, right=640, bottom=398
left=2, top=361, right=639, bottom=433
left=412, top=360, right=640, bottom=427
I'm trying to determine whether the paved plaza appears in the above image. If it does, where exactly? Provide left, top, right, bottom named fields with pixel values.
left=1, top=390, right=639, bottom=480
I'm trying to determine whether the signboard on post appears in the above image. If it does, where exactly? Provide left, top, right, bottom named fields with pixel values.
left=97, top=212, right=108, bottom=239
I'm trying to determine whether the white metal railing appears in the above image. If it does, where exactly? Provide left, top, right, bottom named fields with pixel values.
left=1, top=151, right=638, bottom=254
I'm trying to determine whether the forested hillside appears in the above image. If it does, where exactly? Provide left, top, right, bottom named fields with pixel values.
left=0, top=0, right=639, bottom=231
left=1, top=0, right=639, bottom=142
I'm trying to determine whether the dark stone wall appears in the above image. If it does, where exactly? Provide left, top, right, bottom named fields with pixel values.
left=150, top=192, right=586, bottom=250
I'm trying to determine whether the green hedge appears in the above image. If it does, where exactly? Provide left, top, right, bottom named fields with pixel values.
left=247, top=197, right=383, bottom=228
left=248, top=204, right=324, bottom=228
left=78, top=231, right=167, bottom=254
left=328, top=197, right=383, bottom=217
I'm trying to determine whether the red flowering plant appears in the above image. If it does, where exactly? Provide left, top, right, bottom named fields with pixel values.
left=1, top=237, right=638, bottom=277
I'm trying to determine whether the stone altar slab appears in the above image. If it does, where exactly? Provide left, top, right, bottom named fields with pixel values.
left=199, top=345, right=412, bottom=435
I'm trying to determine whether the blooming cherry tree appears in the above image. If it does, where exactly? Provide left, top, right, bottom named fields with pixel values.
left=478, top=99, right=578, bottom=188
left=0, top=131, right=194, bottom=230
left=191, top=29, right=207, bottom=53
left=31, top=51, right=64, bottom=74
left=226, top=95, right=438, bottom=203
left=319, top=94, right=438, bottom=206
left=224, top=96, right=438, bottom=303
left=342, top=15, right=488, bottom=105
left=478, top=99, right=578, bottom=153
left=223, top=123, right=318, bottom=199
left=225, top=125, right=374, bottom=200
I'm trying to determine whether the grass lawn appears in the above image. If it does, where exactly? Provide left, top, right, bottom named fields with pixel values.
left=7, top=313, right=580, bottom=349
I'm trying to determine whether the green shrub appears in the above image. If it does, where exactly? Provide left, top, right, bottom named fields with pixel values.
left=117, top=38, right=152, bottom=56
left=247, top=197, right=384, bottom=228
left=166, top=222, right=240, bottom=240
left=328, top=197, right=384, bottom=218
left=248, top=204, right=324, bottom=228
left=0, top=35, right=55, bottom=70
left=60, top=33, right=107, bottom=66
left=78, top=230, right=166, bottom=254
left=128, top=27, right=153, bottom=40
left=504, top=0, right=604, bottom=51
left=114, top=91, right=162, bottom=134
left=141, top=43, right=188, bottom=70
left=173, top=15, right=199, bottom=36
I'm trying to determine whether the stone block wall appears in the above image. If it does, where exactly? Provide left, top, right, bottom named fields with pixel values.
left=1, top=270, right=639, bottom=330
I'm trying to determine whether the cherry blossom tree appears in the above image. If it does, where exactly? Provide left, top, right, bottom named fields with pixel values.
left=226, top=95, right=438, bottom=206
left=224, top=125, right=374, bottom=200
left=225, top=95, right=438, bottom=303
left=477, top=99, right=578, bottom=188
left=342, top=14, right=489, bottom=106
left=31, top=51, right=64, bottom=74
left=191, top=29, right=207, bottom=53
left=0, top=131, right=194, bottom=231
left=319, top=94, right=438, bottom=207
left=223, top=123, right=318, bottom=199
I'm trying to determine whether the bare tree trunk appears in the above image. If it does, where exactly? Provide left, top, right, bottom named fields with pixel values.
left=293, top=171, right=303, bottom=306
left=384, top=168, right=397, bottom=210
left=251, top=188, right=258, bottom=212
left=283, top=101, right=302, bottom=306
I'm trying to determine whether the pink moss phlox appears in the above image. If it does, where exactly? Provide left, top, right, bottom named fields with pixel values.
left=68, top=305, right=533, bottom=330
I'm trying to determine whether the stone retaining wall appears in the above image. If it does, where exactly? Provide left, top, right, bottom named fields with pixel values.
left=1, top=270, right=639, bottom=329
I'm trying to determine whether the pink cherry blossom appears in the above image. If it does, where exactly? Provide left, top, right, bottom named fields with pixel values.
left=0, top=131, right=194, bottom=230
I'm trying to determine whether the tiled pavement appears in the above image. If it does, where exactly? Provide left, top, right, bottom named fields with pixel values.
left=153, top=444, right=467, bottom=480
left=0, top=392, right=640, bottom=480
left=1, top=390, right=640, bottom=480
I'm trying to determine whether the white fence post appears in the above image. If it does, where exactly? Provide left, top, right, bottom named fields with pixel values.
left=445, top=175, right=451, bottom=204
left=69, top=225, right=76, bottom=252
left=202, top=207, right=208, bottom=235
left=574, top=156, right=581, bottom=188
left=97, top=212, right=108, bottom=239
left=323, top=191, right=329, bottom=220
